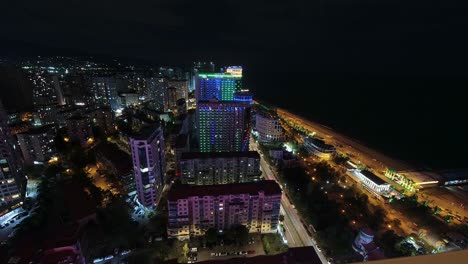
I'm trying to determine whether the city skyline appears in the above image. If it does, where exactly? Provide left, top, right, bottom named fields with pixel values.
left=0, top=1, right=467, bottom=263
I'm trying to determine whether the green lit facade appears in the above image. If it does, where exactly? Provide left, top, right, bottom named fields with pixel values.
left=196, top=73, right=242, bottom=101
left=197, top=100, right=250, bottom=152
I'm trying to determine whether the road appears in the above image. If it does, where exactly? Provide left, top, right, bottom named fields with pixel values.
left=276, top=108, right=464, bottom=252
left=250, top=138, right=328, bottom=264
left=277, top=108, right=413, bottom=173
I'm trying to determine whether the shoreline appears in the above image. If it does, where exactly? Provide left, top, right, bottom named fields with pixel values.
left=258, top=101, right=415, bottom=172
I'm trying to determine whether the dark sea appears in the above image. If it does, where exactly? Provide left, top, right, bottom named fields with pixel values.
left=243, top=0, right=468, bottom=170
left=248, top=72, right=468, bottom=170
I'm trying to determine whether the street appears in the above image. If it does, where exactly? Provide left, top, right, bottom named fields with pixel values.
left=276, top=108, right=412, bottom=173
left=250, top=138, right=329, bottom=264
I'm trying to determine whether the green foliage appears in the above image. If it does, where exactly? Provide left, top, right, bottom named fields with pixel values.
left=262, top=234, right=288, bottom=255
left=205, top=228, right=218, bottom=246
left=378, top=230, right=404, bottom=258
left=396, top=241, right=417, bottom=256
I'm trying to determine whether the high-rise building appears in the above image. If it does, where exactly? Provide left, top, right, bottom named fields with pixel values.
left=93, top=107, right=116, bottom=135
left=195, top=73, right=241, bottom=101
left=129, top=125, right=166, bottom=208
left=179, top=151, right=261, bottom=185
left=146, top=77, right=167, bottom=111
left=167, top=181, right=282, bottom=239
left=197, top=99, right=250, bottom=152
left=62, top=72, right=94, bottom=106
left=66, top=115, right=94, bottom=147
left=165, top=87, right=178, bottom=111
left=0, top=158, right=22, bottom=210
left=17, top=125, right=57, bottom=166
left=91, top=77, right=124, bottom=110
left=225, top=66, right=243, bottom=78
left=0, top=101, right=23, bottom=211
left=30, top=71, right=62, bottom=125
left=233, top=91, right=253, bottom=105
left=167, top=79, right=189, bottom=102
left=255, top=112, right=284, bottom=143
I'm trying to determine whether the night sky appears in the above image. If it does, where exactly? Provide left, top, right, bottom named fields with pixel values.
left=1, top=0, right=467, bottom=168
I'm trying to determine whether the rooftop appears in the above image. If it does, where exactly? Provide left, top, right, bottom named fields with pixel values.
left=167, top=180, right=281, bottom=201
left=306, top=138, right=335, bottom=151
left=360, top=170, right=388, bottom=185
left=184, top=247, right=321, bottom=264
left=129, top=124, right=162, bottom=140
left=181, top=151, right=260, bottom=160
left=198, top=100, right=249, bottom=107
left=198, top=73, right=241, bottom=79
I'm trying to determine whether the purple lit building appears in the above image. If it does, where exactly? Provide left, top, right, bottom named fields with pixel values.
left=129, top=125, right=166, bottom=208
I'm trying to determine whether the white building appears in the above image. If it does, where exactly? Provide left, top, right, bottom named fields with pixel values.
left=167, top=181, right=282, bottom=240
left=129, top=125, right=166, bottom=208
left=17, top=125, right=57, bottom=166
left=353, top=169, right=391, bottom=195
left=255, top=112, right=283, bottom=143
left=303, top=137, right=336, bottom=160
left=0, top=159, right=21, bottom=209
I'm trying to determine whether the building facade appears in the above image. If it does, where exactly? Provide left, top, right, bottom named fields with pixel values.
left=233, top=91, right=253, bottom=105
left=93, top=107, right=116, bottom=135
left=179, top=151, right=261, bottom=185
left=66, top=116, right=94, bottom=147
left=197, top=100, right=250, bottom=152
left=304, top=137, right=336, bottom=160
left=0, top=101, right=24, bottom=211
left=17, top=125, right=57, bottom=166
left=146, top=77, right=167, bottom=111
left=0, top=159, right=22, bottom=211
left=167, top=79, right=189, bottom=102
left=129, top=125, right=166, bottom=208
left=255, top=112, right=284, bottom=143
left=91, top=77, right=123, bottom=110
left=195, top=73, right=241, bottom=101
left=167, top=181, right=281, bottom=239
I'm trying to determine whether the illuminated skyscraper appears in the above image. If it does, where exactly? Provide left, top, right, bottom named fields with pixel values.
left=146, top=77, right=167, bottom=111
left=197, top=99, right=250, bottom=152
left=30, top=70, right=63, bottom=125
left=195, top=73, right=241, bottom=101
left=129, top=125, right=166, bottom=208
left=0, top=101, right=23, bottom=210
left=17, top=125, right=57, bottom=166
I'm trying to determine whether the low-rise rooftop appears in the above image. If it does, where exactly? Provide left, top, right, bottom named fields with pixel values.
left=168, top=180, right=281, bottom=201
left=180, top=151, right=260, bottom=160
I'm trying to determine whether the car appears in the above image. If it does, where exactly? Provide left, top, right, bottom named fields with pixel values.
left=190, top=247, right=198, bottom=252
left=210, top=253, right=216, bottom=257
left=240, top=251, right=247, bottom=255
left=328, top=258, right=334, bottom=264
left=220, top=252, right=227, bottom=256
left=247, top=250, right=255, bottom=254
left=121, top=250, right=132, bottom=255
left=316, top=246, right=322, bottom=252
